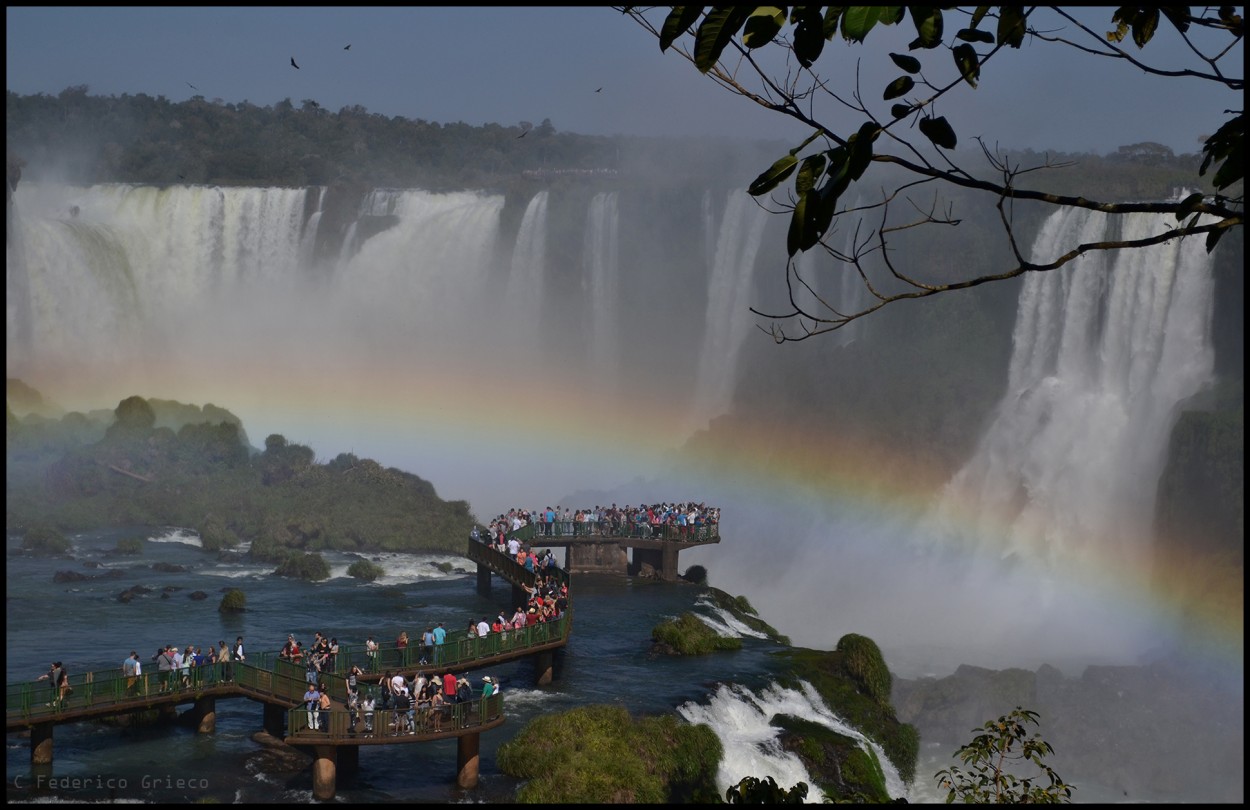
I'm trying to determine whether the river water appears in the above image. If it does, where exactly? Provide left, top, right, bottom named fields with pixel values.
left=7, top=526, right=916, bottom=803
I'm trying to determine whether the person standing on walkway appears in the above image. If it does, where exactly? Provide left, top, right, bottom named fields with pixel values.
left=303, top=682, right=321, bottom=731
left=365, top=635, right=379, bottom=671
left=37, top=662, right=62, bottom=706
left=218, top=640, right=232, bottom=682
left=318, top=683, right=332, bottom=733
left=122, top=651, right=138, bottom=695
left=432, top=622, right=446, bottom=664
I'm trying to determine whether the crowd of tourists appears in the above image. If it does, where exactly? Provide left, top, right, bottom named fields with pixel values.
left=478, top=501, right=720, bottom=543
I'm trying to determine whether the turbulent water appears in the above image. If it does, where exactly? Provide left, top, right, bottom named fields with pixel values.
left=5, top=181, right=1241, bottom=802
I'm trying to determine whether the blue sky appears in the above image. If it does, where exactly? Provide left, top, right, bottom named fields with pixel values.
left=6, top=6, right=1242, bottom=154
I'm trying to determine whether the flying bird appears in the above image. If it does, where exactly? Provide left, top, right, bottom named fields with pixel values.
left=290, top=57, right=300, bottom=69
left=595, top=87, right=602, bottom=93
left=344, top=44, right=351, bottom=50
left=187, top=82, right=199, bottom=91
left=517, top=128, right=529, bottom=139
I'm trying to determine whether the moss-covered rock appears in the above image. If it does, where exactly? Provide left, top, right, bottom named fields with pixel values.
left=774, top=643, right=919, bottom=787
left=272, top=552, right=330, bottom=581
left=705, top=586, right=791, bottom=644
left=652, top=612, right=742, bottom=655
left=347, top=559, right=385, bottom=582
left=837, top=632, right=891, bottom=708
left=113, top=537, right=143, bottom=555
left=774, top=715, right=890, bottom=802
left=197, top=514, right=240, bottom=553
left=218, top=588, right=246, bottom=613
left=496, top=704, right=722, bottom=803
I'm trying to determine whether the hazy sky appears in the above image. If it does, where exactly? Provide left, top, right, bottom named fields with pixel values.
left=6, top=6, right=1242, bottom=155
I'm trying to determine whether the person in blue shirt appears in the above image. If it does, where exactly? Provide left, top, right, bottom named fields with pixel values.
left=432, top=622, right=446, bottom=664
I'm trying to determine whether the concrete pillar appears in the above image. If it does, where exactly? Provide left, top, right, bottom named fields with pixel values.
left=661, top=543, right=679, bottom=582
left=456, top=732, right=481, bottom=788
left=512, top=583, right=527, bottom=611
left=534, top=650, right=553, bottom=686
left=264, top=703, right=286, bottom=737
left=312, top=745, right=337, bottom=801
left=194, top=696, right=216, bottom=733
left=476, top=562, right=492, bottom=595
left=30, top=723, right=53, bottom=765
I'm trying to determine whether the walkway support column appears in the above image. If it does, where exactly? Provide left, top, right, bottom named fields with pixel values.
left=312, top=745, right=337, bottom=801
left=534, top=650, right=553, bottom=686
left=30, top=723, right=53, bottom=765
left=661, top=543, right=679, bottom=582
left=476, top=562, right=492, bottom=596
left=457, top=732, right=481, bottom=788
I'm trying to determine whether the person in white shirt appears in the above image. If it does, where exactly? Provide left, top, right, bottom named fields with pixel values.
left=476, top=617, right=490, bottom=638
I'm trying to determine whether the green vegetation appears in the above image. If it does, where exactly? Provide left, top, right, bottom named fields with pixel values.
left=496, top=704, right=722, bottom=803
left=6, top=388, right=477, bottom=559
left=935, top=706, right=1074, bottom=803
left=218, top=589, right=246, bottom=613
left=347, top=559, right=385, bottom=582
left=113, top=537, right=143, bottom=555
left=774, top=715, right=890, bottom=802
left=681, top=564, right=708, bottom=584
left=836, top=633, right=891, bottom=708
left=19, top=523, right=70, bottom=555
left=775, top=639, right=919, bottom=785
left=273, top=552, right=331, bottom=581
left=652, top=612, right=743, bottom=655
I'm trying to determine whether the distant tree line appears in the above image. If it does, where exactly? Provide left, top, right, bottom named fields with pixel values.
left=5, top=87, right=1209, bottom=193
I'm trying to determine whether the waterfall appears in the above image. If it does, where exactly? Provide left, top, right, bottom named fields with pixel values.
left=930, top=207, right=1217, bottom=571
left=584, top=191, right=620, bottom=394
left=506, top=191, right=549, bottom=318
left=688, top=190, right=771, bottom=430
left=6, top=184, right=311, bottom=392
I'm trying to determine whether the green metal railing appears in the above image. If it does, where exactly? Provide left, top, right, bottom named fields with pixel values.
left=8, top=533, right=574, bottom=725
left=286, top=693, right=503, bottom=740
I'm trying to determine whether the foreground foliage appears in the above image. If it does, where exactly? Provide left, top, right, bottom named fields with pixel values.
left=624, top=6, right=1243, bottom=341
left=935, top=707, right=1074, bottom=803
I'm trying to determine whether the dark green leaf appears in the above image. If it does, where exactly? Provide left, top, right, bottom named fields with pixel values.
left=1131, top=8, right=1160, bottom=47
left=890, top=52, right=922, bottom=73
left=846, top=121, right=878, bottom=180
left=743, top=6, right=787, bottom=49
left=955, top=27, right=995, bottom=43
left=1211, top=147, right=1243, bottom=190
left=1205, top=226, right=1226, bottom=253
left=694, top=7, right=750, bottom=73
left=919, top=115, right=957, bottom=149
left=660, top=7, right=704, bottom=52
left=822, top=6, right=846, bottom=39
left=1174, top=192, right=1205, bottom=222
left=997, top=6, right=1026, bottom=48
left=883, top=75, right=915, bottom=100
left=890, top=103, right=913, bottom=119
left=970, top=6, right=990, bottom=28
left=787, top=190, right=809, bottom=255
left=953, top=43, right=980, bottom=87
left=794, top=7, right=826, bottom=67
left=841, top=6, right=883, bottom=42
left=748, top=153, right=799, bottom=196
left=1160, top=6, right=1190, bottom=34
left=908, top=6, right=945, bottom=49
left=796, top=153, right=828, bottom=194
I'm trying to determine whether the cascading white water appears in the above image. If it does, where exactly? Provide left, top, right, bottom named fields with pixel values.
left=688, top=190, right=771, bottom=430
left=6, top=184, right=311, bottom=391
left=584, top=191, right=620, bottom=394
left=929, top=207, right=1216, bottom=571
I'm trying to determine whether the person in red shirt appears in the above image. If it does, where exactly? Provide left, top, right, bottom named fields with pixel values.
left=442, top=671, right=457, bottom=700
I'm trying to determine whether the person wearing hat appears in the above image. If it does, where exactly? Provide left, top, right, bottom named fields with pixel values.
left=481, top=675, right=496, bottom=698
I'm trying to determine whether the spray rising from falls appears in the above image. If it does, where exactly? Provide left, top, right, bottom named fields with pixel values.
left=927, top=207, right=1216, bottom=572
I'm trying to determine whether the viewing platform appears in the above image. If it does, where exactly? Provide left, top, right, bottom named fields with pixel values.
left=479, top=522, right=719, bottom=581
